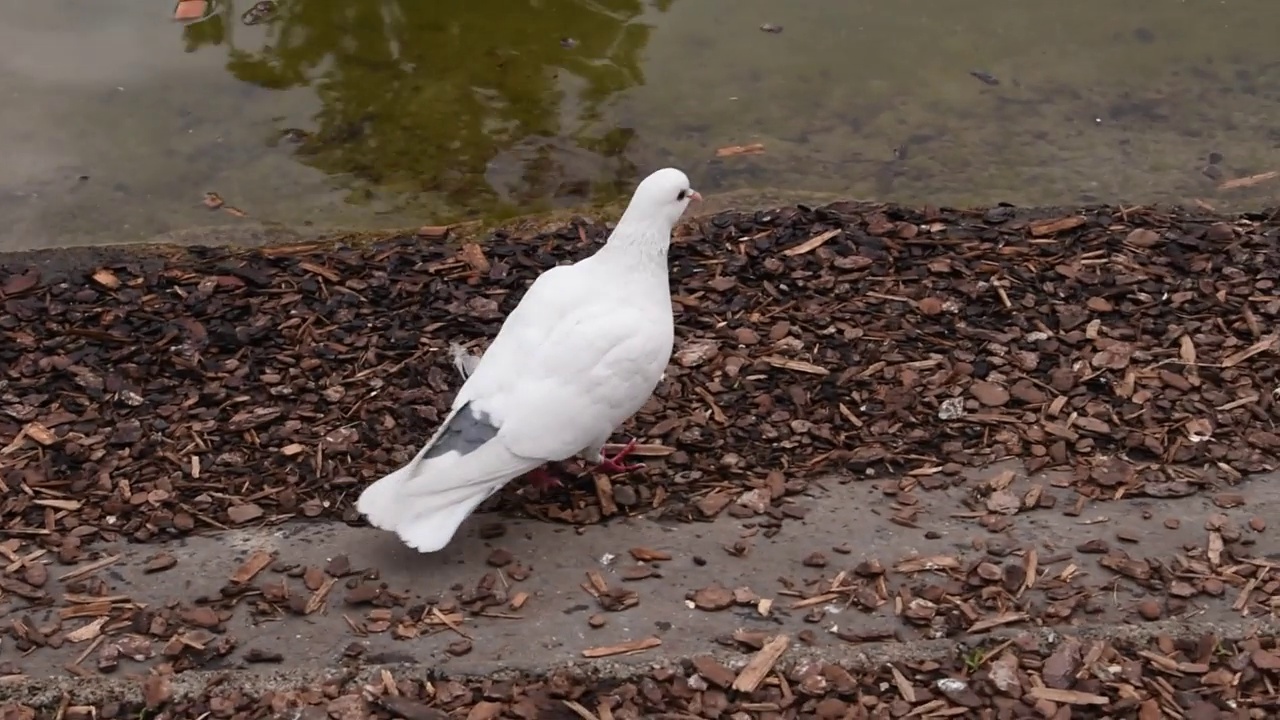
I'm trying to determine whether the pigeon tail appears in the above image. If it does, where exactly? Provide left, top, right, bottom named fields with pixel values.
left=358, top=402, right=542, bottom=552
left=391, top=487, right=493, bottom=553
left=357, top=438, right=542, bottom=552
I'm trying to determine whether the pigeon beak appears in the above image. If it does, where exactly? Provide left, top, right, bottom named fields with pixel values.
left=688, top=190, right=703, bottom=203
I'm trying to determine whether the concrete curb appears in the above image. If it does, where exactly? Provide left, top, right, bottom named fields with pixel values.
left=0, top=184, right=862, bottom=255
left=5, top=616, right=1278, bottom=709
left=4, top=196, right=1251, bottom=267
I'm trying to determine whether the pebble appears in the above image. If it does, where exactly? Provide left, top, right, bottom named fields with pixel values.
left=1137, top=599, right=1163, bottom=621
left=611, top=485, right=638, bottom=506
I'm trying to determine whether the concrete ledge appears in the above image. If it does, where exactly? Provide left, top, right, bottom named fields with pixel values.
left=6, top=616, right=1280, bottom=708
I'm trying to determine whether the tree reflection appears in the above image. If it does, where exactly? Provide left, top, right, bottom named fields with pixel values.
left=183, top=0, right=674, bottom=219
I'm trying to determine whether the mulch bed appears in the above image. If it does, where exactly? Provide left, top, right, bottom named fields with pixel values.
left=3, top=202, right=1280, bottom=549
left=5, top=200, right=1280, bottom=716
left=6, top=631, right=1280, bottom=719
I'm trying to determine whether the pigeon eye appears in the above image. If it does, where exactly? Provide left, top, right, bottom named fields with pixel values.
left=676, top=189, right=688, bottom=201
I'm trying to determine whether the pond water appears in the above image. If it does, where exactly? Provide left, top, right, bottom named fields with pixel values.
left=2, top=0, right=1279, bottom=250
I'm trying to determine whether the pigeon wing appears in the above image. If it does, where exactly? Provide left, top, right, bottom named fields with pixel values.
left=480, top=301, right=674, bottom=462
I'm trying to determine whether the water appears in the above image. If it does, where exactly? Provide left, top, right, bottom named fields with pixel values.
left=2, top=0, right=1279, bottom=251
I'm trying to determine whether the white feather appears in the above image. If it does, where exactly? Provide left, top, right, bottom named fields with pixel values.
left=448, top=342, right=481, bottom=379
left=356, top=168, right=698, bottom=552
left=356, top=437, right=542, bottom=552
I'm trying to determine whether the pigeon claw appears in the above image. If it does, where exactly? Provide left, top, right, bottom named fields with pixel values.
left=594, top=439, right=646, bottom=474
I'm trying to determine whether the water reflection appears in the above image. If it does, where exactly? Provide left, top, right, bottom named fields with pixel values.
left=185, top=0, right=673, bottom=220
left=4, top=0, right=1279, bottom=252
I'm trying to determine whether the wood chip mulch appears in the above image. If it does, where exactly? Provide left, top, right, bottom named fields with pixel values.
left=5, top=632, right=1280, bottom=719
left=3, top=202, right=1279, bottom=552
left=5, top=200, right=1280, bottom=717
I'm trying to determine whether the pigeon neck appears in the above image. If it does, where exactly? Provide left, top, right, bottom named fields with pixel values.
left=597, top=218, right=672, bottom=268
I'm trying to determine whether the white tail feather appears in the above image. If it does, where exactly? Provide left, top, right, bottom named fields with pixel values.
left=389, top=485, right=496, bottom=553
left=356, top=439, right=541, bottom=553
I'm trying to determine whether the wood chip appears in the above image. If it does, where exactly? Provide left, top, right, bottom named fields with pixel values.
left=60, top=600, right=115, bottom=619
left=761, top=355, right=829, bottom=376
left=432, top=606, right=472, bottom=639
left=1025, top=686, right=1110, bottom=705
left=298, top=262, right=340, bottom=282
left=229, top=549, right=275, bottom=585
left=1218, top=170, right=1279, bottom=190
left=594, top=474, right=618, bottom=517
left=889, top=664, right=916, bottom=703
left=144, top=552, right=178, bottom=573
left=581, top=636, right=661, bottom=658
left=782, top=229, right=842, bottom=256
left=894, top=555, right=959, bottom=573
left=968, top=612, right=1029, bottom=633
left=789, top=592, right=840, bottom=609
left=1029, top=216, right=1086, bottom=237
left=561, top=700, right=600, bottom=720
left=732, top=634, right=790, bottom=692
left=90, top=268, right=121, bottom=290
left=1221, top=334, right=1277, bottom=368
left=585, top=570, right=609, bottom=595
left=59, top=554, right=122, bottom=582
left=715, top=143, right=766, bottom=158
left=64, top=617, right=108, bottom=643
left=23, top=423, right=58, bottom=446
left=304, top=577, right=336, bottom=615
left=416, top=225, right=450, bottom=239
left=628, top=547, right=672, bottom=562
left=458, top=243, right=490, bottom=274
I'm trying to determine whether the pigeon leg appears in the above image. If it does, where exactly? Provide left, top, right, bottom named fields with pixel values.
left=593, top=439, right=646, bottom=474
left=524, top=466, right=563, bottom=491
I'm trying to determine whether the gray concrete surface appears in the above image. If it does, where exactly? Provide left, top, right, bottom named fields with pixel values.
left=4, top=460, right=1278, bottom=708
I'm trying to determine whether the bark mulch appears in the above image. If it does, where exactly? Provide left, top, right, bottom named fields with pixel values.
left=5, top=200, right=1280, bottom=717
left=3, top=203, right=1279, bottom=551
left=5, top=631, right=1280, bottom=719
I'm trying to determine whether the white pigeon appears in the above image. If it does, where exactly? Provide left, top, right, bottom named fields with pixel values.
left=450, top=341, right=665, bottom=386
left=357, top=167, right=702, bottom=553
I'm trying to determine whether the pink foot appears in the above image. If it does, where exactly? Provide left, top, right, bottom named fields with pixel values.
left=593, top=439, right=646, bottom=474
left=525, top=466, right=563, bottom=491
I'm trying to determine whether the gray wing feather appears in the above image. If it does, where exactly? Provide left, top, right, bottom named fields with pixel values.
left=425, top=401, right=500, bottom=460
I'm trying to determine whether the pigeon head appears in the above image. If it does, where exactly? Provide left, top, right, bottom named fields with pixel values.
left=617, top=167, right=701, bottom=233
